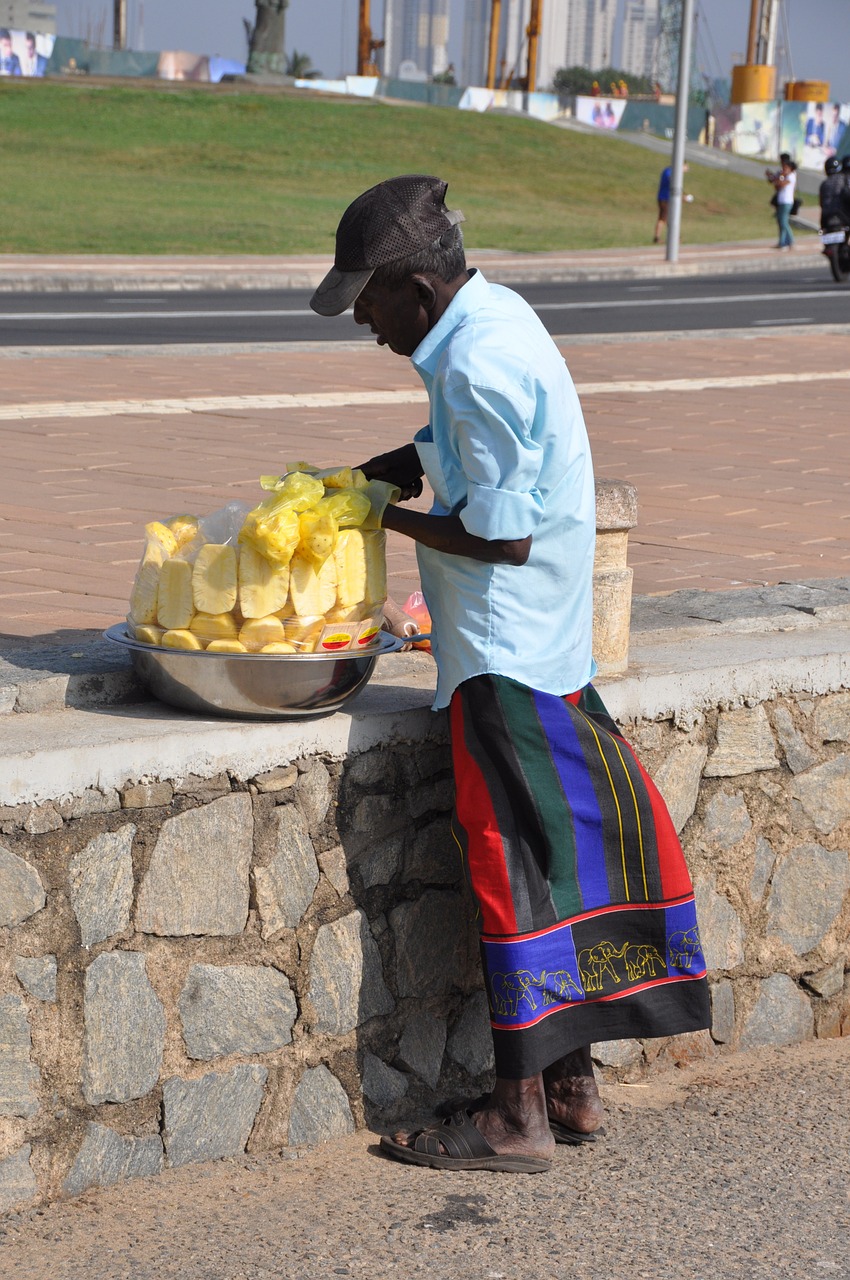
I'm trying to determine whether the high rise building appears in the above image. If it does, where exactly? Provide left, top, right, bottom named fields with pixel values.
left=463, top=0, right=612, bottom=93
left=383, top=0, right=450, bottom=79
left=0, top=1, right=55, bottom=33
left=621, top=0, right=661, bottom=80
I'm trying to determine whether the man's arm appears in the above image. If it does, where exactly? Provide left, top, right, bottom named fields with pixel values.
left=358, top=444, right=424, bottom=498
left=381, top=504, right=531, bottom=566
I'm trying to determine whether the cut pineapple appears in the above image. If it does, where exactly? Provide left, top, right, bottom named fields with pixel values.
left=156, top=558, right=195, bottom=630
left=333, top=529, right=387, bottom=610
left=206, top=639, right=248, bottom=654
left=283, top=615, right=324, bottom=652
left=190, top=611, right=239, bottom=643
left=289, top=552, right=337, bottom=617
left=165, top=514, right=200, bottom=549
left=161, top=629, right=204, bottom=650
left=129, top=540, right=165, bottom=625
left=145, top=520, right=178, bottom=557
left=193, top=544, right=238, bottom=614
left=259, top=641, right=297, bottom=654
left=238, top=544, right=290, bottom=619
left=239, top=615, right=287, bottom=651
left=133, top=623, right=164, bottom=645
left=297, top=508, right=338, bottom=568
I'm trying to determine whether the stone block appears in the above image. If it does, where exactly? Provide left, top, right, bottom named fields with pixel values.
left=82, top=953, right=165, bottom=1105
left=407, top=778, right=455, bottom=822
left=288, top=1065, right=354, bottom=1147
left=135, top=794, right=252, bottom=937
left=69, top=826, right=135, bottom=948
left=349, top=831, right=404, bottom=890
left=351, top=793, right=409, bottom=844
left=317, top=844, right=350, bottom=897
left=56, top=789, right=121, bottom=820
left=767, top=844, right=850, bottom=955
left=802, top=959, right=845, bottom=1000
left=252, top=765, right=297, bottom=794
left=120, top=781, right=174, bottom=809
left=178, top=964, right=297, bottom=1060
left=749, top=836, right=776, bottom=903
left=23, top=803, right=63, bottom=835
left=402, top=820, right=459, bottom=885
left=790, top=756, right=850, bottom=835
left=0, top=995, right=40, bottom=1118
left=308, top=909, right=394, bottom=1035
left=174, top=773, right=232, bottom=799
left=253, top=805, right=319, bottom=939
left=343, top=749, right=396, bottom=791
left=709, top=979, right=736, bottom=1044
left=390, top=891, right=478, bottom=999
left=813, top=693, right=850, bottom=743
left=704, top=706, right=778, bottom=777
left=773, top=707, right=817, bottom=775
left=297, top=761, right=332, bottom=829
left=0, top=846, right=46, bottom=928
left=163, top=1065, right=267, bottom=1167
left=398, top=1009, right=447, bottom=1089
left=446, top=991, right=495, bottom=1077
left=739, top=975, right=814, bottom=1048
left=362, top=1054, right=409, bottom=1109
left=14, top=955, right=57, bottom=1002
left=592, top=1038, right=643, bottom=1068
left=693, top=877, right=745, bottom=971
left=63, top=1122, right=164, bottom=1196
left=0, top=1144, right=37, bottom=1213
left=701, top=790, right=752, bottom=851
left=653, top=742, right=708, bottom=834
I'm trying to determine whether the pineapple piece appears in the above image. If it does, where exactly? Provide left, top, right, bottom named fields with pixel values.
left=161, top=629, right=204, bottom=650
left=133, top=623, right=164, bottom=646
left=165, top=514, right=200, bottom=549
left=325, top=603, right=364, bottom=624
left=259, top=641, right=297, bottom=654
left=239, top=615, right=287, bottom=651
left=206, top=639, right=248, bottom=654
left=282, top=616, right=324, bottom=653
left=289, top=553, right=337, bottom=617
left=238, top=497, right=300, bottom=566
left=145, top=520, right=178, bottom=557
left=334, top=529, right=387, bottom=610
left=190, top=611, right=239, bottom=643
left=318, top=489, right=371, bottom=528
left=156, top=558, right=195, bottom=630
left=320, top=466, right=356, bottom=490
left=193, top=544, right=238, bottom=614
left=238, top=544, right=290, bottom=619
left=129, top=540, right=165, bottom=625
left=297, top=508, right=338, bottom=569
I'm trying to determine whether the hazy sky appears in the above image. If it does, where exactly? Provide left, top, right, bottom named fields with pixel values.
left=54, top=0, right=850, bottom=100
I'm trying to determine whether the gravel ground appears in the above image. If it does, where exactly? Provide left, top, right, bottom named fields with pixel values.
left=1, top=1038, right=848, bottom=1280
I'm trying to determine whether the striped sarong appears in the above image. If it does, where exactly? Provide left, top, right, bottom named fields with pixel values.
left=450, top=675, right=710, bottom=1079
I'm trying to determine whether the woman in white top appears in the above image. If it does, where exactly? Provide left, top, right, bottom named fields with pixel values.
left=769, top=157, right=797, bottom=250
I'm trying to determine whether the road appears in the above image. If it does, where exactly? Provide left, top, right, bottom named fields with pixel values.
left=0, top=270, right=847, bottom=346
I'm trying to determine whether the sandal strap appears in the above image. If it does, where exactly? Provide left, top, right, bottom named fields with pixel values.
left=412, top=1110, right=496, bottom=1160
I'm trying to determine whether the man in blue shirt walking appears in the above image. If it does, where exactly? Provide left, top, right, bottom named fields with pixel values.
left=654, top=161, right=689, bottom=244
left=311, top=174, right=710, bottom=1174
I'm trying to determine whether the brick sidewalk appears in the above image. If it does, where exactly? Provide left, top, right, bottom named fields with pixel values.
left=0, top=330, right=848, bottom=640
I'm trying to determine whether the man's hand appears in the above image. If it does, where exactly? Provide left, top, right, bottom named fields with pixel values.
left=358, top=444, right=424, bottom=501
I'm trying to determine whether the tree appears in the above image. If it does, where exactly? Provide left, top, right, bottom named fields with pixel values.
left=285, top=49, right=321, bottom=79
left=247, top=0, right=288, bottom=75
left=552, top=64, right=655, bottom=97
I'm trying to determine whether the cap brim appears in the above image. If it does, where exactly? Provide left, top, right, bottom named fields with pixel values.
left=309, top=265, right=375, bottom=317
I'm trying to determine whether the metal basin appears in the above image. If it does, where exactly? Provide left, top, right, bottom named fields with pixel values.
left=103, top=623, right=404, bottom=719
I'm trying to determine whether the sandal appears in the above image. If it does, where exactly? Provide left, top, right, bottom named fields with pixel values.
left=379, top=1109, right=551, bottom=1173
left=435, top=1094, right=604, bottom=1146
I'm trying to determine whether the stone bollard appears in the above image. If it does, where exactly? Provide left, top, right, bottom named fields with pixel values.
left=593, top=479, right=638, bottom=675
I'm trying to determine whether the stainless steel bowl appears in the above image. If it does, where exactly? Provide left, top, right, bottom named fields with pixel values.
left=103, top=623, right=405, bottom=719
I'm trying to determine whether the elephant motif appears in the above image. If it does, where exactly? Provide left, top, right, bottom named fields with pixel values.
left=490, top=970, right=540, bottom=1017
left=577, top=942, right=629, bottom=993
left=624, top=944, right=666, bottom=981
left=668, top=927, right=703, bottom=970
left=541, top=969, right=583, bottom=1005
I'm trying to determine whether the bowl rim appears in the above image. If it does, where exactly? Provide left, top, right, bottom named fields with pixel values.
left=103, top=622, right=405, bottom=662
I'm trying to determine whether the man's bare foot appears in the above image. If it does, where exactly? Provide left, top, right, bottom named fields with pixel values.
left=543, top=1045, right=605, bottom=1136
left=392, top=1076, right=555, bottom=1160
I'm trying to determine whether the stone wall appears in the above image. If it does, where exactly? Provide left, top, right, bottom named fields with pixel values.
left=1, top=689, right=848, bottom=1211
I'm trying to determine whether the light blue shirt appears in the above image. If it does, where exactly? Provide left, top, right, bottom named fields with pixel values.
left=411, top=268, right=597, bottom=710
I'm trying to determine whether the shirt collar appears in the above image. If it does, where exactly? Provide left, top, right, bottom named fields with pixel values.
left=411, top=267, right=487, bottom=377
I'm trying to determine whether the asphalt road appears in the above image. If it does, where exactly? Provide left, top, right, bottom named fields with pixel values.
left=1, top=270, right=848, bottom=346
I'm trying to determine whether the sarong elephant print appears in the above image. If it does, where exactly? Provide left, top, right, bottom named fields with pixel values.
left=623, top=944, right=666, bottom=981
left=490, top=969, right=584, bottom=1015
left=577, top=942, right=629, bottom=993
left=668, top=927, right=702, bottom=970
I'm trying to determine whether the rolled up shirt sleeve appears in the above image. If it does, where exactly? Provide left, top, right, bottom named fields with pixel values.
left=447, top=378, right=545, bottom=541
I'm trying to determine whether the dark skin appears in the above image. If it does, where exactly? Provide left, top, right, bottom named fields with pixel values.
left=354, top=268, right=603, bottom=1159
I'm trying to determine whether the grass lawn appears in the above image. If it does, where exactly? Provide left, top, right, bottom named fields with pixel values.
left=0, top=79, right=777, bottom=255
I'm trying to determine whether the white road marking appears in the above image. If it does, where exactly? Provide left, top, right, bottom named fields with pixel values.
left=0, top=369, right=849, bottom=421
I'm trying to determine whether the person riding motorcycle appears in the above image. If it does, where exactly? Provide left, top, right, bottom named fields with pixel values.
left=819, top=157, right=850, bottom=229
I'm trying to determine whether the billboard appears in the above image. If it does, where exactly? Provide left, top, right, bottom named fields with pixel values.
left=0, top=28, right=55, bottom=77
left=575, top=95, right=627, bottom=130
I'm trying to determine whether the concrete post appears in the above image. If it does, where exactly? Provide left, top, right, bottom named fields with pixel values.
left=593, top=479, right=638, bottom=675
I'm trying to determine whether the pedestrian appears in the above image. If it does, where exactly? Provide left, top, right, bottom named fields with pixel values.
left=654, top=161, right=689, bottom=244
left=310, top=174, right=711, bottom=1174
left=766, top=156, right=796, bottom=250
left=819, top=157, right=850, bottom=230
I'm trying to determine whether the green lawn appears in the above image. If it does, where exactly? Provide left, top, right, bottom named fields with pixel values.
left=0, top=79, right=776, bottom=255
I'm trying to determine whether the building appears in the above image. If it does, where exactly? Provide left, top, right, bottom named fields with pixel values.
left=383, top=0, right=450, bottom=79
left=0, top=1, right=55, bottom=33
left=461, top=0, right=612, bottom=93
left=620, top=0, right=661, bottom=80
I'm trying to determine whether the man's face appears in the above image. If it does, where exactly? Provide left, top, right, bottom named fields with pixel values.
left=353, top=278, right=431, bottom=358
left=1, top=38, right=12, bottom=58
left=26, top=38, right=35, bottom=57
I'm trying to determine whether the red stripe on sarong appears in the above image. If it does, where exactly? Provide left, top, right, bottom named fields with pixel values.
left=450, top=694, right=518, bottom=936
left=621, top=741, right=694, bottom=899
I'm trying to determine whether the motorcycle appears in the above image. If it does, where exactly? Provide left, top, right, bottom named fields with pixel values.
left=820, top=223, right=850, bottom=284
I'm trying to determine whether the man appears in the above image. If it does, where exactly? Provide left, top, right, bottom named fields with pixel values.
left=820, top=157, right=850, bottom=231
left=0, top=29, right=21, bottom=76
left=311, top=175, right=710, bottom=1174
left=21, top=33, right=47, bottom=77
left=653, top=161, right=689, bottom=244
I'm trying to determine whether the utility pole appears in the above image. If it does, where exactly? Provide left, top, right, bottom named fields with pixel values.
left=113, top=0, right=127, bottom=50
left=665, top=0, right=695, bottom=264
left=525, top=0, right=541, bottom=93
left=486, top=0, right=502, bottom=90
